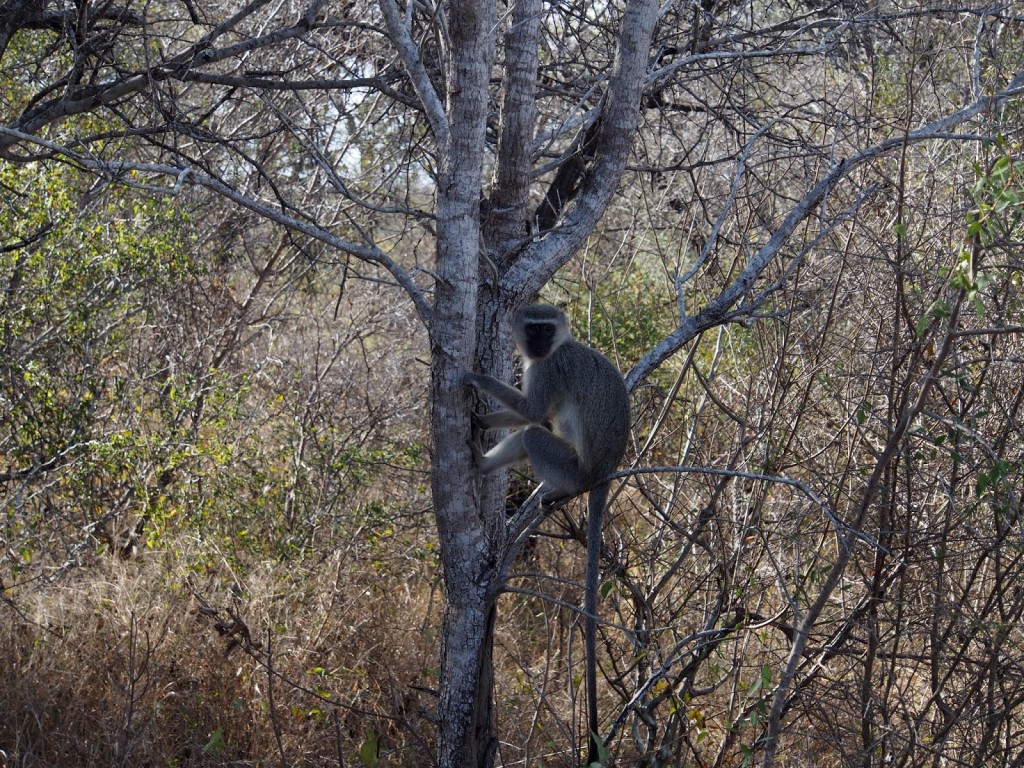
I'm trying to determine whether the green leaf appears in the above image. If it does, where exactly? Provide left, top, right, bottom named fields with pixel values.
left=990, top=155, right=1011, bottom=182
left=855, top=406, right=867, bottom=426
left=202, top=727, right=225, bottom=755
left=360, top=728, right=379, bottom=768
left=977, top=471, right=990, bottom=497
left=588, top=730, right=610, bottom=767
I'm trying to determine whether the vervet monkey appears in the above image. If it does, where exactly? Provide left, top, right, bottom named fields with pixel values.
left=463, top=303, right=630, bottom=765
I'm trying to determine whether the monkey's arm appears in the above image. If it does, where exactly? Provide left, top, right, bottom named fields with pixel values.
left=463, top=372, right=526, bottom=409
left=463, top=371, right=552, bottom=425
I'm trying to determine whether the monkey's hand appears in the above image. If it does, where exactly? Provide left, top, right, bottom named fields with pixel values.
left=467, top=438, right=486, bottom=470
left=462, top=372, right=487, bottom=391
left=470, top=410, right=488, bottom=432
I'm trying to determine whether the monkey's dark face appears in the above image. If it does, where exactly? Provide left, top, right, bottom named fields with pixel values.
left=522, top=321, right=558, bottom=360
left=514, top=304, right=570, bottom=360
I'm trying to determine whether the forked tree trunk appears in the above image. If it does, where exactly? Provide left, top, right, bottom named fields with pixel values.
left=426, top=1, right=659, bottom=765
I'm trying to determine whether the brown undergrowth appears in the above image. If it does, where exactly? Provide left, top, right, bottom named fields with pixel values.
left=0, top=541, right=441, bottom=767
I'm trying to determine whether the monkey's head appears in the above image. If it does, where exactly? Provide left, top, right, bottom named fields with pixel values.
left=513, top=304, right=570, bottom=361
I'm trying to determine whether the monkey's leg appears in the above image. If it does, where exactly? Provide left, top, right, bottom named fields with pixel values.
left=521, top=425, right=584, bottom=497
left=475, top=430, right=530, bottom=475
left=477, top=409, right=532, bottom=430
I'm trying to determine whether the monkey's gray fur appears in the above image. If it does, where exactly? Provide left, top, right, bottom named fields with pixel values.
left=463, top=303, right=630, bottom=765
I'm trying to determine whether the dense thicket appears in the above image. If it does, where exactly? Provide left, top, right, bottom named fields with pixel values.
left=1, top=1, right=1023, bottom=766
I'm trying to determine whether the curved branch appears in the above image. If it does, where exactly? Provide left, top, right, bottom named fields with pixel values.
left=626, top=67, right=1024, bottom=390
left=0, top=0, right=329, bottom=153
left=500, top=0, right=661, bottom=297
left=377, top=0, right=449, bottom=148
left=0, top=126, right=433, bottom=325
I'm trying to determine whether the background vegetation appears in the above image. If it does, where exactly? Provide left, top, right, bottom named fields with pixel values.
left=1, top=0, right=1023, bottom=766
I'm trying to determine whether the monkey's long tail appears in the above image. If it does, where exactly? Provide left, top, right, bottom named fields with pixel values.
left=585, top=482, right=609, bottom=767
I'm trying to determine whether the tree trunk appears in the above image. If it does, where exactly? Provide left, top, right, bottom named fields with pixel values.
left=430, top=0, right=497, bottom=765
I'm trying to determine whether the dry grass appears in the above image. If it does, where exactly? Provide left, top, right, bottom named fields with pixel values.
left=0, top=540, right=441, bottom=767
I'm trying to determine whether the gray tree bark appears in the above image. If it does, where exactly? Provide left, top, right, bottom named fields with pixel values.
left=418, top=0, right=496, bottom=763
left=422, top=1, right=660, bottom=764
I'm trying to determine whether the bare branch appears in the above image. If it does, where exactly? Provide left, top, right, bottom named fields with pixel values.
left=501, top=0, right=662, bottom=297
left=0, top=0, right=331, bottom=153
left=377, top=0, right=449, bottom=147
left=0, top=125, right=433, bottom=324
left=626, top=66, right=1024, bottom=390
